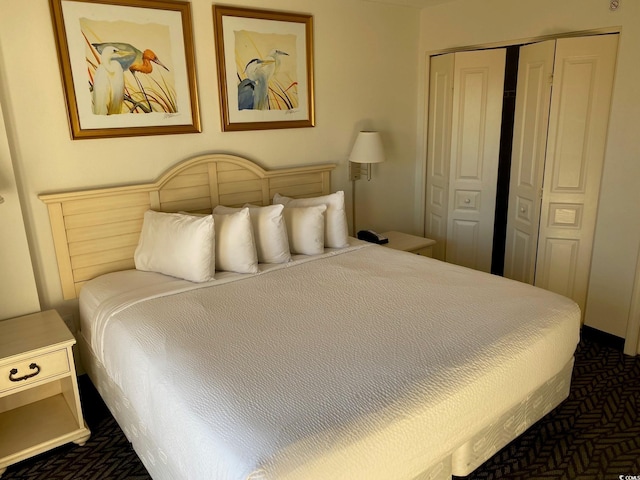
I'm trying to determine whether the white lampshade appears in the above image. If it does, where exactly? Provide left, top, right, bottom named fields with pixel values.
left=348, top=131, right=385, bottom=164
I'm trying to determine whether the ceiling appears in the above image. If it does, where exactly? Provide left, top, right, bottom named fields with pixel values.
left=362, top=0, right=460, bottom=8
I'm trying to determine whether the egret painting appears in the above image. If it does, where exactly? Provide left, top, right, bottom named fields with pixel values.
left=50, top=0, right=200, bottom=139
left=81, top=18, right=176, bottom=116
left=213, top=5, right=314, bottom=131
left=91, top=42, right=171, bottom=115
left=91, top=45, right=127, bottom=115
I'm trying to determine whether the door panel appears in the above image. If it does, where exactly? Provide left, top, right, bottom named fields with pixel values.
left=446, top=49, right=505, bottom=272
left=449, top=219, right=480, bottom=268
left=538, top=237, right=579, bottom=297
left=504, top=40, right=555, bottom=284
left=425, top=54, right=454, bottom=261
left=536, top=35, right=618, bottom=314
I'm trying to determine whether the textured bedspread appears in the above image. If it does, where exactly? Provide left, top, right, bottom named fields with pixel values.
left=81, top=243, right=581, bottom=480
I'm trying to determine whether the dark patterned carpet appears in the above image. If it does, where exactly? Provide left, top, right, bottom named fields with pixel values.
left=456, top=330, right=640, bottom=480
left=2, top=330, right=639, bottom=480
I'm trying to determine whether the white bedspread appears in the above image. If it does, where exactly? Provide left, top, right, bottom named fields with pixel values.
left=80, top=243, right=581, bottom=480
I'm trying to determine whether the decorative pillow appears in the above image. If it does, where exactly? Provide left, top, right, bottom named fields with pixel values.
left=213, top=204, right=291, bottom=264
left=212, top=207, right=259, bottom=274
left=273, top=191, right=349, bottom=248
left=281, top=205, right=327, bottom=255
left=134, top=210, right=215, bottom=282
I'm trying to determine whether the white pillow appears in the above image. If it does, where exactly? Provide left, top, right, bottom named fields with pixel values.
left=134, top=210, right=215, bottom=282
left=212, top=207, right=259, bottom=273
left=213, top=204, right=291, bottom=264
left=273, top=191, right=349, bottom=248
left=282, top=205, right=327, bottom=255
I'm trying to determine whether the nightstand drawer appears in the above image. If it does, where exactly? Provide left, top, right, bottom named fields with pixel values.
left=381, top=231, right=436, bottom=256
left=413, top=245, right=434, bottom=257
left=0, top=349, right=70, bottom=394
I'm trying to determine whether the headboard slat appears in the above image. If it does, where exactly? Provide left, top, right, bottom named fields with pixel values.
left=71, top=245, right=138, bottom=270
left=160, top=197, right=213, bottom=213
left=64, top=205, right=150, bottom=230
left=66, top=219, right=143, bottom=243
left=40, top=153, right=336, bottom=299
left=69, top=233, right=140, bottom=257
left=74, top=259, right=136, bottom=284
left=163, top=173, right=209, bottom=190
left=269, top=172, right=324, bottom=189
left=62, top=192, right=150, bottom=215
left=218, top=179, right=262, bottom=195
left=218, top=169, right=259, bottom=183
left=271, top=182, right=325, bottom=199
left=219, top=191, right=264, bottom=207
left=159, top=185, right=211, bottom=204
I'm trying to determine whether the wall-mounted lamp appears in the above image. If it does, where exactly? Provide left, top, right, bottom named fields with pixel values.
left=0, top=195, right=4, bottom=204
left=348, top=131, right=385, bottom=234
left=349, top=131, right=385, bottom=181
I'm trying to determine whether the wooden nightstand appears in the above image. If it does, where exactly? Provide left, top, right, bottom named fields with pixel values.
left=381, top=231, right=436, bottom=257
left=0, top=310, right=90, bottom=477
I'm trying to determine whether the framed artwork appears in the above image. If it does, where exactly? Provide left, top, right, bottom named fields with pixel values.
left=212, top=5, right=315, bottom=132
left=50, top=0, right=201, bottom=139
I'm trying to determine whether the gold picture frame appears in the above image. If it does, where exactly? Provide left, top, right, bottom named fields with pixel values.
left=50, top=0, right=201, bottom=140
left=213, top=5, right=315, bottom=132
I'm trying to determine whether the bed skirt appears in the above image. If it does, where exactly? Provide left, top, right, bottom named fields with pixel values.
left=78, top=330, right=573, bottom=480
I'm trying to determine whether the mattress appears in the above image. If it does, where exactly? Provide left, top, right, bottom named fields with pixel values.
left=79, top=242, right=581, bottom=480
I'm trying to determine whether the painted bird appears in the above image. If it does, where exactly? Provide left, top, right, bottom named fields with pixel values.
left=92, top=43, right=169, bottom=112
left=237, top=77, right=256, bottom=110
left=243, top=50, right=288, bottom=110
left=92, top=45, right=127, bottom=115
left=92, top=42, right=169, bottom=76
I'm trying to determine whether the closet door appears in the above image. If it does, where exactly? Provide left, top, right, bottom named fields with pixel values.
left=445, top=49, right=505, bottom=272
left=425, top=54, right=454, bottom=261
left=535, top=35, right=618, bottom=313
left=503, top=40, right=555, bottom=284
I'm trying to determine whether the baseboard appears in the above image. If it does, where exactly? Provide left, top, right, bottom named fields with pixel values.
left=581, top=325, right=625, bottom=351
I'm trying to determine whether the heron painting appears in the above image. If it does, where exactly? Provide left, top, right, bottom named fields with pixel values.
left=234, top=31, right=298, bottom=112
left=213, top=5, right=314, bottom=131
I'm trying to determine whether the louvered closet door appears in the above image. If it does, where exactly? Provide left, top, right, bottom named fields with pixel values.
left=445, top=49, right=506, bottom=272
left=535, top=35, right=618, bottom=314
left=503, top=40, right=555, bottom=284
left=425, top=54, right=454, bottom=261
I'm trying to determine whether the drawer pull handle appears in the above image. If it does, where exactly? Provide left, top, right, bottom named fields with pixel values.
left=9, top=363, right=41, bottom=382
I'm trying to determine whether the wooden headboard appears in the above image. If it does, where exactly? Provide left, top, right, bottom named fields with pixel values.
left=39, top=153, right=336, bottom=300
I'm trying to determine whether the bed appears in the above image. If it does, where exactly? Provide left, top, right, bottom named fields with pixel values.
left=39, top=153, right=581, bottom=480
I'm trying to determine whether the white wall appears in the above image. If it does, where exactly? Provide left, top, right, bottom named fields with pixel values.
left=418, top=0, right=640, bottom=338
left=0, top=99, right=41, bottom=319
left=0, top=0, right=419, bottom=311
